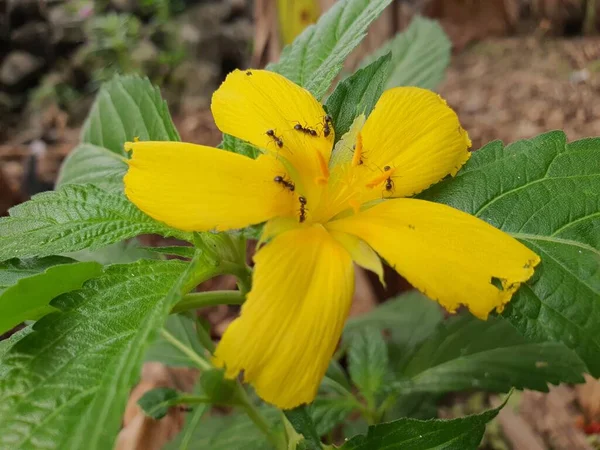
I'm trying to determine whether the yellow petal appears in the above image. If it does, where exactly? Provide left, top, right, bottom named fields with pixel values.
left=327, top=199, right=540, bottom=319
left=329, top=229, right=384, bottom=285
left=211, top=69, right=334, bottom=202
left=124, top=141, right=294, bottom=232
left=358, top=87, right=471, bottom=198
left=214, top=225, right=354, bottom=409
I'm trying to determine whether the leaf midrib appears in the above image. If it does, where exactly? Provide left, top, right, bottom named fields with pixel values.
left=510, top=232, right=600, bottom=258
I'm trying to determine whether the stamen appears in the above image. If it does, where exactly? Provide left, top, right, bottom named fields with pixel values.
left=366, top=166, right=395, bottom=189
left=315, top=150, right=330, bottom=185
left=349, top=198, right=361, bottom=214
left=351, top=132, right=363, bottom=167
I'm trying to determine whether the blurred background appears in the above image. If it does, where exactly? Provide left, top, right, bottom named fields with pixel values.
left=1, top=1, right=600, bottom=449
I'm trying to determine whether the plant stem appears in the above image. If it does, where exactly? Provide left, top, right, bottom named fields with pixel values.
left=171, top=290, right=245, bottom=314
left=160, top=328, right=211, bottom=371
left=235, top=382, right=285, bottom=450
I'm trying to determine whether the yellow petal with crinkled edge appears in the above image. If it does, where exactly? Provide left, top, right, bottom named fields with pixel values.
left=124, top=141, right=294, bottom=232
left=211, top=69, right=334, bottom=203
left=327, top=199, right=540, bottom=319
left=358, top=87, right=471, bottom=199
left=214, top=225, right=354, bottom=409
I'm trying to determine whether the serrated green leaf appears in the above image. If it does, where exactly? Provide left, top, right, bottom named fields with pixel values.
left=340, top=402, right=504, bottom=450
left=81, top=75, right=180, bottom=155
left=165, top=409, right=280, bottom=450
left=396, top=315, right=586, bottom=394
left=269, top=0, right=393, bottom=100
left=420, top=131, right=600, bottom=375
left=325, top=53, right=390, bottom=144
left=347, top=326, right=388, bottom=401
left=284, top=406, right=322, bottom=450
left=145, top=314, right=205, bottom=367
left=0, top=184, right=192, bottom=261
left=0, top=258, right=197, bottom=450
left=360, top=16, right=451, bottom=90
left=56, top=144, right=127, bottom=192
left=138, top=387, right=180, bottom=420
left=0, top=256, right=102, bottom=334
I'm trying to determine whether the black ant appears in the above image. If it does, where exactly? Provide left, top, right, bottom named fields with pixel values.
left=298, top=196, right=307, bottom=223
left=274, top=175, right=295, bottom=192
left=294, top=123, right=318, bottom=137
left=246, top=70, right=252, bottom=76
left=266, top=129, right=283, bottom=148
left=383, top=165, right=394, bottom=192
left=323, top=115, right=333, bottom=138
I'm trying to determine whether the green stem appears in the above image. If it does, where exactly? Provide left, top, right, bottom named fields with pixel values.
left=171, top=290, right=245, bottom=314
left=160, top=328, right=211, bottom=371
left=235, top=382, right=285, bottom=450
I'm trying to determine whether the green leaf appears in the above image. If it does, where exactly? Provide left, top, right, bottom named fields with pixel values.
left=0, top=258, right=199, bottom=450
left=345, top=291, right=443, bottom=348
left=164, top=409, right=280, bottom=450
left=284, top=406, right=322, bottom=450
left=164, top=401, right=209, bottom=450
left=0, top=256, right=102, bottom=334
left=325, top=53, right=391, bottom=144
left=220, top=134, right=261, bottom=159
left=138, top=387, right=180, bottom=420
left=145, top=314, right=205, bottom=367
left=340, top=402, right=505, bottom=450
left=81, top=75, right=180, bottom=155
left=360, top=16, right=451, bottom=90
left=0, top=327, right=33, bottom=373
left=269, top=0, right=393, bottom=100
left=56, top=144, right=127, bottom=192
left=397, top=315, right=586, bottom=394
left=347, top=326, right=389, bottom=401
left=0, top=184, right=192, bottom=261
left=310, top=397, right=355, bottom=436
left=420, top=131, right=600, bottom=375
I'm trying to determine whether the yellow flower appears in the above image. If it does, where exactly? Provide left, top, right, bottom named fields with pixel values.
left=124, top=70, right=540, bottom=409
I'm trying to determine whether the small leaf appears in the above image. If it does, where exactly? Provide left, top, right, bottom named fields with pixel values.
left=420, top=131, right=600, bottom=375
left=360, top=16, right=451, bottom=90
left=325, top=53, right=391, bottom=144
left=340, top=402, right=505, bottom=450
left=56, top=144, right=127, bottom=192
left=145, top=314, right=205, bottom=367
left=0, top=259, right=195, bottom=450
left=269, top=0, right=393, bottom=100
left=81, top=75, right=180, bottom=155
left=284, top=406, right=322, bottom=450
left=397, top=315, right=586, bottom=394
left=138, top=387, right=180, bottom=420
left=0, top=256, right=102, bottom=334
left=347, top=326, right=388, bottom=401
left=0, top=184, right=192, bottom=261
